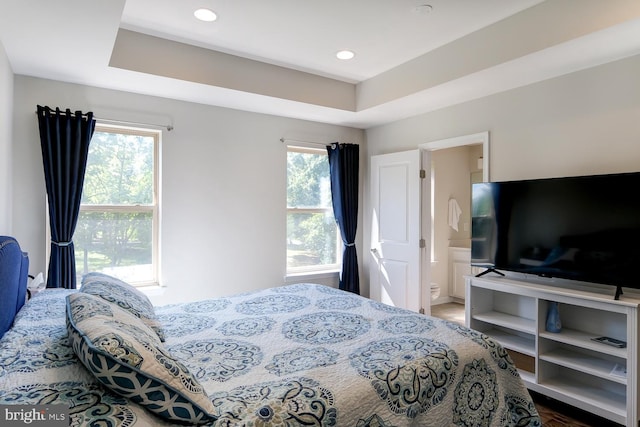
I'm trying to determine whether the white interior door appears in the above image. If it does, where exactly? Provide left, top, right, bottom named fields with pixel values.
left=370, top=150, right=422, bottom=312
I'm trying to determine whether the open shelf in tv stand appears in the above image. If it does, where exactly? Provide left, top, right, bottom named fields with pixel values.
left=465, top=274, right=640, bottom=427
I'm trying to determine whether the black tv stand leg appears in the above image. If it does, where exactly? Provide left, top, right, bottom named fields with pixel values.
left=475, top=268, right=505, bottom=278
left=614, top=286, right=623, bottom=301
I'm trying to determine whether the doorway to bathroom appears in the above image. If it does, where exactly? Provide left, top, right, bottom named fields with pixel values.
left=419, top=132, right=489, bottom=317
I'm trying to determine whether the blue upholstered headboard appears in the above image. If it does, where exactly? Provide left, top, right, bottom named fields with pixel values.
left=0, top=236, right=29, bottom=339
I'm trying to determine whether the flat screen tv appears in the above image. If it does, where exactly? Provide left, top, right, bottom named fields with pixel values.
left=471, top=172, right=640, bottom=299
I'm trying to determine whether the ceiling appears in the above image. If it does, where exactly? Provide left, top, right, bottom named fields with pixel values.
left=1, top=0, right=640, bottom=128
left=119, top=0, right=544, bottom=83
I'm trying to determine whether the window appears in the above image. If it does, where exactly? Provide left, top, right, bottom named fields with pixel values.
left=287, top=146, right=340, bottom=274
left=74, top=125, right=160, bottom=286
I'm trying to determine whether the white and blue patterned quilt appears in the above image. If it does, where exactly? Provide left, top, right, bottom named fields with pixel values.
left=0, top=284, right=541, bottom=426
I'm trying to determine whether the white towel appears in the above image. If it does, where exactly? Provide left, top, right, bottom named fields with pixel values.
left=448, top=198, right=462, bottom=231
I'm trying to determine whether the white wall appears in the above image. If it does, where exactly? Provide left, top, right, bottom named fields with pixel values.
left=432, top=146, right=477, bottom=249
left=0, top=40, right=13, bottom=233
left=364, top=54, right=640, bottom=298
left=12, top=76, right=364, bottom=305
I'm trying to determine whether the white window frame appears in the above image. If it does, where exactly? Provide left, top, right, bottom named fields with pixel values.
left=75, top=124, right=161, bottom=286
left=286, top=145, right=341, bottom=276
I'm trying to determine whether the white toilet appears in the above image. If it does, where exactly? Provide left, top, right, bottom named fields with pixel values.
left=430, top=283, right=440, bottom=300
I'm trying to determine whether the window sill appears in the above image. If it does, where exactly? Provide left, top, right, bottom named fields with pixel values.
left=285, top=270, right=340, bottom=283
left=136, top=284, right=167, bottom=297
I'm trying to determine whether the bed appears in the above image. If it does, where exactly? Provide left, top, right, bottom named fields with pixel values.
left=0, top=271, right=541, bottom=426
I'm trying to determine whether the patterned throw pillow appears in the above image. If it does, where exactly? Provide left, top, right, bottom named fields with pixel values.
left=80, top=272, right=165, bottom=341
left=66, top=293, right=217, bottom=424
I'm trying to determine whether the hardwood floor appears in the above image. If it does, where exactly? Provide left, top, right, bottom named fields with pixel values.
left=430, top=302, right=622, bottom=427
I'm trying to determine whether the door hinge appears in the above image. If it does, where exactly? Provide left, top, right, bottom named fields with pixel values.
left=419, top=169, right=426, bottom=179
left=419, top=238, right=426, bottom=248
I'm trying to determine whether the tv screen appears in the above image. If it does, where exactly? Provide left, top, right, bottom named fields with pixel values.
left=471, top=172, right=640, bottom=295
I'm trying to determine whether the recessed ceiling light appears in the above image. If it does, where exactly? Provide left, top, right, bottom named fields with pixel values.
left=194, top=8, right=217, bottom=22
left=336, top=50, right=355, bottom=60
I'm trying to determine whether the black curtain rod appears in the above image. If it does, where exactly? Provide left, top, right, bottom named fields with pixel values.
left=35, top=109, right=91, bottom=117
left=34, top=110, right=174, bottom=131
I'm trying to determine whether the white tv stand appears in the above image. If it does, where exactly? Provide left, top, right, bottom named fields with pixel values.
left=465, top=273, right=640, bottom=426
